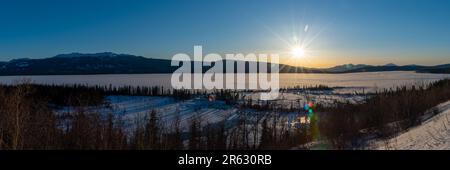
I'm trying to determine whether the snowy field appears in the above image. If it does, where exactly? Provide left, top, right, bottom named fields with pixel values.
left=107, top=96, right=238, bottom=132
left=56, top=95, right=239, bottom=133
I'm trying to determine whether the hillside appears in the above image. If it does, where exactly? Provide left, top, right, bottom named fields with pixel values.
left=0, top=52, right=449, bottom=75
left=0, top=53, right=176, bottom=75
left=372, top=100, right=450, bottom=150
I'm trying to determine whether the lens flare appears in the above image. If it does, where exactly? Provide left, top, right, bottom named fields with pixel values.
left=291, top=46, right=305, bottom=58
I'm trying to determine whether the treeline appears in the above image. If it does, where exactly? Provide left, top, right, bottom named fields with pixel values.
left=319, top=79, right=450, bottom=149
left=0, top=83, right=206, bottom=106
left=0, top=83, right=105, bottom=106
left=127, top=110, right=315, bottom=150
left=280, top=84, right=334, bottom=92
left=0, top=81, right=285, bottom=107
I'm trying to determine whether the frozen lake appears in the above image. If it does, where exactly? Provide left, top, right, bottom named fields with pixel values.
left=0, top=71, right=449, bottom=91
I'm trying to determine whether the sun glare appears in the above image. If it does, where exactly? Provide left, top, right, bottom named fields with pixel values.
left=291, top=46, right=305, bottom=58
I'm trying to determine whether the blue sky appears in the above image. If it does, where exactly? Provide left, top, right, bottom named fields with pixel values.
left=0, top=0, right=449, bottom=67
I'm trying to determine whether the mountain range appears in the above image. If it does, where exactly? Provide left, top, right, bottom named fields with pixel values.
left=0, top=52, right=449, bottom=75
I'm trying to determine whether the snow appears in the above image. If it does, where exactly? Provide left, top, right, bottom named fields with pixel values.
left=243, top=89, right=368, bottom=109
left=105, top=96, right=238, bottom=133
left=371, top=100, right=450, bottom=150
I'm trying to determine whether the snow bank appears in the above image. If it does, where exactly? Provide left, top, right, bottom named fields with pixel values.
left=372, top=100, right=450, bottom=150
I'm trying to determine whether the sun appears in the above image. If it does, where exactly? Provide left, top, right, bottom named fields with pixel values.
left=291, top=46, right=305, bottom=58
